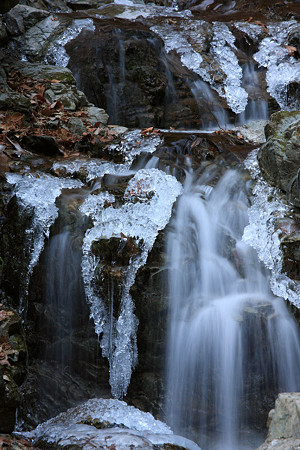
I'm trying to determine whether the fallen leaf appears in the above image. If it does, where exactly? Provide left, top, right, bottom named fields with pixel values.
left=286, top=45, right=297, bottom=56
left=4, top=135, right=26, bottom=156
left=253, top=20, right=269, bottom=33
left=141, top=126, right=154, bottom=135
left=50, top=79, right=62, bottom=83
left=0, top=310, right=7, bottom=321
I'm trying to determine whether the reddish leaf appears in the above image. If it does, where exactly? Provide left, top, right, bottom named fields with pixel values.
left=32, top=93, right=48, bottom=103
left=286, top=45, right=297, bottom=56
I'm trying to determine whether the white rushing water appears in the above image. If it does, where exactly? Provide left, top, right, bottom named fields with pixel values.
left=166, top=169, right=300, bottom=449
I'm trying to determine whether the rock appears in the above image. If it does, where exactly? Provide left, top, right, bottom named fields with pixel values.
left=20, top=398, right=200, bottom=450
left=21, top=135, right=63, bottom=156
left=0, top=92, right=32, bottom=113
left=16, top=62, right=77, bottom=86
left=257, top=393, right=300, bottom=449
left=44, top=82, right=88, bottom=111
left=66, top=116, right=87, bottom=135
left=18, top=15, right=66, bottom=61
left=67, top=0, right=100, bottom=10
left=5, top=5, right=49, bottom=36
left=258, top=111, right=300, bottom=206
left=86, top=106, right=109, bottom=126
left=0, top=305, right=26, bottom=433
left=14, top=62, right=90, bottom=112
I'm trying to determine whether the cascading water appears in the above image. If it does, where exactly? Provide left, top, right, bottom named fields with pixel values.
left=166, top=170, right=300, bottom=449
left=237, top=63, right=269, bottom=124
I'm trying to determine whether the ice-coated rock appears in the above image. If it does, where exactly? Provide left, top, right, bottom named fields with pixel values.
left=243, top=149, right=300, bottom=308
left=21, top=398, right=201, bottom=450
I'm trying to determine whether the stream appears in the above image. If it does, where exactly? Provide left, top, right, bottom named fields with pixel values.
left=2, top=0, right=300, bottom=448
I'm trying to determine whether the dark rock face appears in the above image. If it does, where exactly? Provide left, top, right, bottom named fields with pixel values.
left=0, top=305, right=26, bottom=433
left=66, top=20, right=230, bottom=129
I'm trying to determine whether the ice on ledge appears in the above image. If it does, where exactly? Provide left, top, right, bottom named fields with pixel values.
left=22, top=398, right=200, bottom=450
left=53, top=158, right=132, bottom=181
left=151, top=21, right=247, bottom=114
left=81, top=169, right=182, bottom=398
left=211, top=22, right=248, bottom=114
left=108, top=130, right=163, bottom=166
left=6, top=173, right=82, bottom=311
left=254, top=21, right=300, bottom=109
left=243, top=150, right=300, bottom=308
left=53, top=131, right=162, bottom=176
left=45, top=19, right=95, bottom=66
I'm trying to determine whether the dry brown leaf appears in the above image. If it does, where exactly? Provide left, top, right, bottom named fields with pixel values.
left=286, top=45, right=297, bottom=56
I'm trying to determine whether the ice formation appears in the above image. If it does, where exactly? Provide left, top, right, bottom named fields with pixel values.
left=151, top=21, right=247, bottom=114
left=5, top=173, right=82, bottom=312
left=22, top=398, right=200, bottom=450
left=254, top=21, right=300, bottom=109
left=243, top=150, right=300, bottom=308
left=81, top=168, right=182, bottom=398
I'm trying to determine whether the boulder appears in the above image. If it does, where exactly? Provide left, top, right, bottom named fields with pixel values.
left=258, top=111, right=300, bottom=206
left=5, top=4, right=49, bottom=36
left=257, top=393, right=300, bottom=449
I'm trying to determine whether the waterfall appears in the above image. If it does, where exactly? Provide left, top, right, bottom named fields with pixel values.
left=237, top=63, right=269, bottom=124
left=166, top=170, right=300, bottom=449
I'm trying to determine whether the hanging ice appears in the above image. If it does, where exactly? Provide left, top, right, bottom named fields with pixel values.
left=81, top=168, right=182, bottom=398
left=243, top=149, right=300, bottom=308
left=254, top=21, right=300, bottom=109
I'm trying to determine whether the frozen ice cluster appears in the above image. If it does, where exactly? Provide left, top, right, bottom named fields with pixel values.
left=243, top=150, right=300, bottom=308
left=81, top=168, right=182, bottom=398
left=5, top=173, right=82, bottom=312
left=22, top=398, right=200, bottom=449
left=254, top=21, right=300, bottom=110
